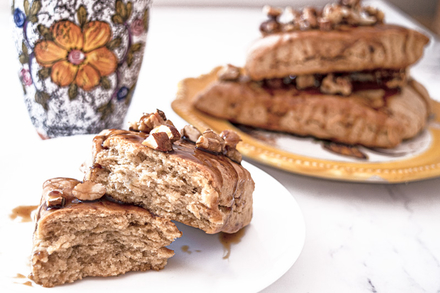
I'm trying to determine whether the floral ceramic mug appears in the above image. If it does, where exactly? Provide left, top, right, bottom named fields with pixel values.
left=11, top=0, right=151, bottom=139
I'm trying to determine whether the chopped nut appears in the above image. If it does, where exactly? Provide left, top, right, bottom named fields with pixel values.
left=363, top=6, right=384, bottom=24
left=46, top=191, right=65, bottom=209
left=156, top=109, right=167, bottom=121
left=142, top=132, right=173, bottom=152
left=284, top=7, right=301, bottom=22
left=196, top=129, right=225, bottom=154
left=220, top=130, right=242, bottom=148
left=128, top=121, right=140, bottom=131
left=218, top=64, right=241, bottom=81
left=150, top=124, right=181, bottom=142
left=181, top=125, right=202, bottom=143
left=260, top=19, right=281, bottom=35
left=339, top=0, right=361, bottom=9
left=138, top=111, right=165, bottom=133
left=263, top=5, right=283, bottom=19
left=296, top=75, right=316, bottom=89
left=320, top=74, right=353, bottom=96
left=322, top=3, right=349, bottom=24
left=72, top=181, right=106, bottom=201
left=224, top=146, right=242, bottom=164
left=300, top=7, right=318, bottom=30
left=282, top=7, right=301, bottom=32
left=385, top=77, right=406, bottom=89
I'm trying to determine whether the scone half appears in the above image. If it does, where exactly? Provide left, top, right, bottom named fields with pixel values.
left=194, top=74, right=431, bottom=149
left=30, top=178, right=181, bottom=287
left=85, top=130, right=254, bottom=234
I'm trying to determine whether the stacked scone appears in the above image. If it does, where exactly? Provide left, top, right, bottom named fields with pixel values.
left=194, top=0, right=432, bottom=148
left=30, top=110, right=254, bottom=287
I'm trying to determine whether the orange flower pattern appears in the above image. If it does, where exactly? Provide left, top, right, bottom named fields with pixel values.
left=34, top=20, right=117, bottom=91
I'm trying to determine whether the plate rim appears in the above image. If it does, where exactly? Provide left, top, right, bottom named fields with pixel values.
left=171, top=67, right=440, bottom=183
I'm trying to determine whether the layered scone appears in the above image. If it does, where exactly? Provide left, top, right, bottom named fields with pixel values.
left=194, top=0, right=432, bottom=148
left=30, top=177, right=181, bottom=287
left=85, top=110, right=254, bottom=234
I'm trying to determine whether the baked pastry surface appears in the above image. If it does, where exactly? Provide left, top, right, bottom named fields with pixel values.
left=194, top=77, right=431, bottom=148
left=85, top=130, right=254, bottom=234
left=245, top=24, right=429, bottom=80
left=30, top=177, right=181, bottom=287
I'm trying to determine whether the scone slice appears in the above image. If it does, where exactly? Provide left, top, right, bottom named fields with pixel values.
left=30, top=177, right=181, bottom=287
left=86, top=129, right=254, bottom=234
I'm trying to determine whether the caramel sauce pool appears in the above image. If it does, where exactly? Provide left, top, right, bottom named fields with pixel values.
left=14, top=273, right=26, bottom=279
left=10, top=205, right=38, bottom=222
left=14, top=274, right=33, bottom=287
left=219, top=228, right=246, bottom=260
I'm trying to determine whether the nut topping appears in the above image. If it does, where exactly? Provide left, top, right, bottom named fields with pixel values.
left=218, top=64, right=241, bottom=81
left=300, top=7, right=318, bottom=30
left=260, top=0, right=384, bottom=35
left=72, top=181, right=106, bottom=201
left=129, top=109, right=172, bottom=133
left=220, top=130, right=243, bottom=164
left=181, top=125, right=202, bottom=143
left=320, top=74, right=352, bottom=96
left=142, top=132, right=173, bottom=152
left=150, top=124, right=181, bottom=143
left=220, top=130, right=242, bottom=149
left=46, top=190, right=65, bottom=209
left=224, top=147, right=242, bottom=164
left=263, top=5, right=283, bottom=19
left=196, top=129, right=225, bottom=154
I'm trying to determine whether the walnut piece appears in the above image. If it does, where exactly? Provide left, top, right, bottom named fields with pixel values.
left=46, top=190, right=65, bottom=209
left=224, top=147, right=242, bottom=164
left=150, top=124, right=181, bottom=142
left=142, top=132, right=173, bottom=152
left=339, top=0, right=361, bottom=9
left=181, top=125, right=202, bottom=143
left=220, top=130, right=243, bottom=164
left=196, top=129, right=225, bottom=154
left=320, top=74, right=352, bottom=96
left=72, top=181, right=106, bottom=201
left=130, top=109, right=172, bottom=133
left=260, top=19, right=281, bottom=35
left=300, top=7, right=318, bottom=30
left=218, top=64, right=241, bottom=81
left=220, top=130, right=242, bottom=148
left=263, top=5, right=283, bottom=19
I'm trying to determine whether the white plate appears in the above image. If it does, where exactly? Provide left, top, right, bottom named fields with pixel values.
left=0, top=135, right=305, bottom=293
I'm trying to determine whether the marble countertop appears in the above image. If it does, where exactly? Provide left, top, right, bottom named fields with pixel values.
left=1, top=1, right=440, bottom=292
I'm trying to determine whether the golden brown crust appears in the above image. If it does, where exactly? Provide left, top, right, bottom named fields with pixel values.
left=193, top=79, right=431, bottom=148
left=85, top=130, right=254, bottom=234
left=245, top=24, right=429, bottom=80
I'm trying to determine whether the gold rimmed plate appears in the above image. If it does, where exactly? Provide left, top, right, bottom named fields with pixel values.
left=172, top=67, right=440, bottom=183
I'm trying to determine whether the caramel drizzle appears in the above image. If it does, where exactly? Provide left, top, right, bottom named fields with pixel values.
left=91, top=130, right=242, bottom=207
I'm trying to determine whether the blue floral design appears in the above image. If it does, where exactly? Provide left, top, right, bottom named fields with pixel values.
left=117, top=86, right=129, bottom=101
left=14, top=8, right=26, bottom=28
